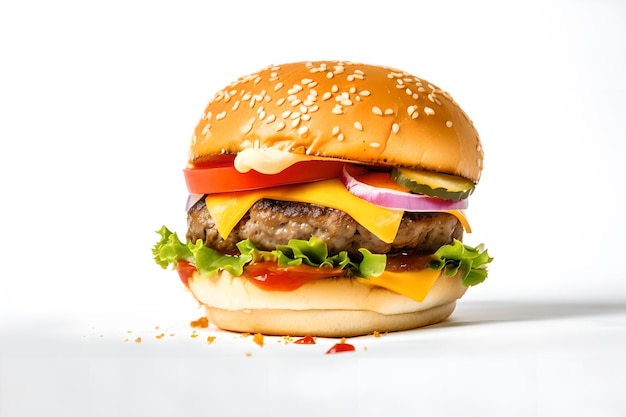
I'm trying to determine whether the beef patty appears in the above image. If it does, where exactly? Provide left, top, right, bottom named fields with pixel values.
left=187, top=198, right=463, bottom=256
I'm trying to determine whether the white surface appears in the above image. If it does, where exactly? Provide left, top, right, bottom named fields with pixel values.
left=1, top=0, right=625, bottom=416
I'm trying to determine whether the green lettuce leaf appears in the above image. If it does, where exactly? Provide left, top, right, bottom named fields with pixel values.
left=153, top=227, right=492, bottom=285
left=152, top=227, right=387, bottom=278
left=428, top=239, right=493, bottom=286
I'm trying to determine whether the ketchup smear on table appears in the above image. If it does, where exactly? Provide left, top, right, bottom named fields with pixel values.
left=294, top=335, right=316, bottom=344
left=326, top=342, right=356, bottom=354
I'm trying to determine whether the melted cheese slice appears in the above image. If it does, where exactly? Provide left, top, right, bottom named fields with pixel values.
left=205, top=179, right=404, bottom=243
left=357, top=269, right=442, bottom=302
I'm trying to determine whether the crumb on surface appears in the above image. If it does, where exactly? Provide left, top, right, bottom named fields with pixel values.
left=207, top=336, right=216, bottom=344
left=253, top=333, right=264, bottom=347
left=134, top=337, right=142, bottom=343
left=190, top=317, right=209, bottom=328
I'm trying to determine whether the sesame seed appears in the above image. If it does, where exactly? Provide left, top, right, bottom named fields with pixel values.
left=326, top=72, right=334, bottom=79
left=332, top=126, right=340, bottom=136
left=254, top=77, right=262, bottom=85
left=308, top=81, right=318, bottom=88
left=259, top=110, right=266, bottom=120
left=369, top=142, right=380, bottom=148
left=308, top=105, right=319, bottom=113
left=290, top=99, right=302, bottom=106
left=349, top=87, right=356, bottom=94
left=277, top=98, right=286, bottom=106
left=309, top=89, right=318, bottom=97
left=242, top=122, right=253, bottom=134
left=301, top=114, right=311, bottom=121
left=206, top=111, right=212, bottom=120
left=291, top=118, right=300, bottom=128
left=201, top=124, right=211, bottom=135
left=232, top=100, right=240, bottom=111
left=332, top=105, right=343, bottom=115
left=392, top=123, right=400, bottom=134
left=322, top=92, right=332, bottom=101
left=446, top=121, right=454, bottom=127
left=354, top=121, right=363, bottom=131
left=301, top=78, right=313, bottom=85
left=341, top=99, right=353, bottom=106
left=275, top=121, right=286, bottom=131
left=347, top=75, right=354, bottom=82
left=337, top=133, right=344, bottom=141
left=303, top=99, right=315, bottom=106
left=331, top=85, right=339, bottom=93
left=384, top=108, right=394, bottom=115
left=406, top=88, right=413, bottom=96
left=288, top=85, right=303, bottom=95
left=242, top=92, right=252, bottom=101
left=300, top=105, right=308, bottom=114
left=216, top=111, right=226, bottom=120
left=372, top=106, right=383, bottom=116
left=298, top=125, right=309, bottom=135
left=359, top=90, right=371, bottom=96
left=281, top=110, right=292, bottom=118
left=290, top=112, right=301, bottom=119
left=407, top=105, right=417, bottom=117
left=424, top=106, right=435, bottom=115
left=265, top=114, right=276, bottom=123
left=274, top=82, right=284, bottom=92
left=355, top=69, right=364, bottom=75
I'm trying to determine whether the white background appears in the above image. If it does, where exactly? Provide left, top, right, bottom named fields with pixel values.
left=1, top=0, right=625, bottom=416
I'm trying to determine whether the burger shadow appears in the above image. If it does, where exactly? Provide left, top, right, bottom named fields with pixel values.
left=429, top=299, right=626, bottom=329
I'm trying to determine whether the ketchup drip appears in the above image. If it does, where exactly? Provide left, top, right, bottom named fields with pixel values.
left=326, top=342, right=356, bottom=354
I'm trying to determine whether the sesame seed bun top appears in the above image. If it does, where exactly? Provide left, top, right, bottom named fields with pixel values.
left=189, top=61, right=484, bottom=182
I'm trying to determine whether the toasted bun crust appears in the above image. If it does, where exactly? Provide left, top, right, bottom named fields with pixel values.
left=190, top=61, right=483, bottom=182
left=187, top=270, right=467, bottom=337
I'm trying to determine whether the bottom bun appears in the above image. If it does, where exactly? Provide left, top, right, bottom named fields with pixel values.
left=203, top=302, right=457, bottom=337
left=188, top=270, right=467, bottom=337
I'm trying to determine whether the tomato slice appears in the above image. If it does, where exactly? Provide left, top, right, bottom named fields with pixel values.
left=176, top=261, right=197, bottom=289
left=244, top=262, right=345, bottom=291
left=184, top=157, right=347, bottom=194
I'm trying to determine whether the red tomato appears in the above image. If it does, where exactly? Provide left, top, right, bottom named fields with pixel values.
left=184, top=156, right=346, bottom=194
left=176, top=261, right=196, bottom=288
left=244, top=262, right=344, bottom=291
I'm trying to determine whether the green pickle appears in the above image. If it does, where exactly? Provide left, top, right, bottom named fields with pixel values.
left=391, top=168, right=475, bottom=201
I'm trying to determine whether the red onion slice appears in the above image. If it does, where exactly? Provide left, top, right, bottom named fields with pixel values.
left=340, top=166, right=468, bottom=212
left=185, top=194, right=205, bottom=212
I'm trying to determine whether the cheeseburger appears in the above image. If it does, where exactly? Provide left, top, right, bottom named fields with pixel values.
left=153, top=60, right=492, bottom=337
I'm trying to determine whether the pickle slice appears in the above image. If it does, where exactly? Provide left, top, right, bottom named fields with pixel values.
left=391, top=168, right=475, bottom=201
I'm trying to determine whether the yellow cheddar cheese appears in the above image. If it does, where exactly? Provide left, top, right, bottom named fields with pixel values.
left=357, top=268, right=442, bottom=302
